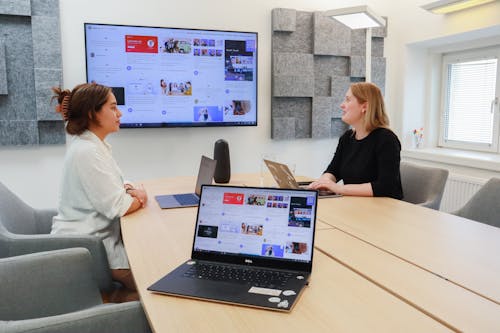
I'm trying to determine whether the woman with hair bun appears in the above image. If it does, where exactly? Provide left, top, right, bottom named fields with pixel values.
left=309, top=82, right=403, bottom=199
left=51, top=83, right=147, bottom=302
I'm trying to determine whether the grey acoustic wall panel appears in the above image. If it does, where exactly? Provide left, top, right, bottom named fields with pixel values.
left=350, top=56, right=365, bottom=78
left=272, top=117, right=296, bottom=140
left=351, top=30, right=385, bottom=58
left=331, top=118, right=349, bottom=137
left=0, top=0, right=64, bottom=145
left=32, top=16, right=61, bottom=69
left=372, top=18, right=388, bottom=38
left=271, top=97, right=307, bottom=118
left=372, top=37, right=385, bottom=58
left=38, top=120, right=65, bottom=144
left=273, top=53, right=314, bottom=97
left=313, top=12, right=351, bottom=56
left=312, top=96, right=334, bottom=138
left=0, top=15, right=36, bottom=121
left=271, top=8, right=387, bottom=140
left=314, top=75, right=330, bottom=97
left=330, top=75, right=351, bottom=113
left=314, top=56, right=349, bottom=97
left=35, top=68, right=63, bottom=120
left=351, top=29, right=366, bottom=56
left=272, top=8, right=296, bottom=32
left=314, top=55, right=350, bottom=77
left=0, top=42, right=7, bottom=95
left=273, top=52, right=314, bottom=76
left=0, top=0, right=31, bottom=16
left=271, top=97, right=311, bottom=139
left=32, top=12, right=62, bottom=121
left=272, top=11, right=313, bottom=54
left=31, top=0, right=58, bottom=15
left=372, top=57, right=387, bottom=94
left=0, top=120, right=38, bottom=145
left=273, top=75, right=314, bottom=97
left=294, top=109, right=311, bottom=138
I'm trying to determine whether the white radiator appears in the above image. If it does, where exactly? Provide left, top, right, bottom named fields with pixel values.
left=440, top=174, right=486, bottom=212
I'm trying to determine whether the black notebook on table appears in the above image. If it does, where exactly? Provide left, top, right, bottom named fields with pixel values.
left=148, top=184, right=319, bottom=312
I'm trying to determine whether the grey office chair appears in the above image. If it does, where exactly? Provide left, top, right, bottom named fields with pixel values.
left=400, top=162, right=449, bottom=210
left=0, top=181, right=114, bottom=292
left=0, top=248, right=151, bottom=333
left=452, top=177, right=500, bottom=228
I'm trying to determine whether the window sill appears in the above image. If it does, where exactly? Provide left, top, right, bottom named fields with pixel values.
left=402, top=148, right=500, bottom=172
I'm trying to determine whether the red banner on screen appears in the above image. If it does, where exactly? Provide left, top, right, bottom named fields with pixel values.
left=223, top=192, right=244, bottom=205
left=125, top=35, right=158, bottom=53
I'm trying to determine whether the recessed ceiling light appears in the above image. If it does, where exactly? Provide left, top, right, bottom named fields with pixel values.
left=421, top=0, right=497, bottom=14
left=324, top=5, right=386, bottom=29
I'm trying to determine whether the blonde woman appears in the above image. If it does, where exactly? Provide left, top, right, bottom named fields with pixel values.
left=309, top=82, right=403, bottom=199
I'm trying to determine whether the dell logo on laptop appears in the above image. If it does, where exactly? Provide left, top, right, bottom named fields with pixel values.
left=245, top=259, right=253, bottom=264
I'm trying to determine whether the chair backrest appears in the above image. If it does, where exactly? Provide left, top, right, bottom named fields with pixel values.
left=0, top=248, right=102, bottom=320
left=400, top=162, right=449, bottom=210
left=0, top=182, right=38, bottom=234
left=454, top=177, right=500, bottom=228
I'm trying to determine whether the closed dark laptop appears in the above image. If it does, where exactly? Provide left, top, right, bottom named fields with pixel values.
left=155, top=155, right=217, bottom=209
left=148, top=184, right=318, bottom=312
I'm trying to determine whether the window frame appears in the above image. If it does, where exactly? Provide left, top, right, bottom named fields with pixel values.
left=438, top=46, right=500, bottom=153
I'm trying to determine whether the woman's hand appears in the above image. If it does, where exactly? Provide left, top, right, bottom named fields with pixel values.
left=308, top=173, right=340, bottom=193
left=126, top=184, right=148, bottom=208
left=309, top=179, right=341, bottom=194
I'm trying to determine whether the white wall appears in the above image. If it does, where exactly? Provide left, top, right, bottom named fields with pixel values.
left=1, top=0, right=499, bottom=208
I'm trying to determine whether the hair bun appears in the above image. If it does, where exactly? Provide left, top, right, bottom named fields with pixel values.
left=55, top=94, right=70, bottom=121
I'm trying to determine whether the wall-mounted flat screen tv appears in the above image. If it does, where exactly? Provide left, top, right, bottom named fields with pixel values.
left=84, top=23, right=258, bottom=128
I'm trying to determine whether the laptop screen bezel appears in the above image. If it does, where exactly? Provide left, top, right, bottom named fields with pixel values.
left=190, top=184, right=318, bottom=273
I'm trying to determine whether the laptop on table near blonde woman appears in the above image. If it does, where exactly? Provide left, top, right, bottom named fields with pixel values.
left=263, top=159, right=341, bottom=198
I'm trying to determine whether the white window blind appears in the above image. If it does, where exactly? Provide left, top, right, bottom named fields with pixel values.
left=440, top=48, right=500, bottom=153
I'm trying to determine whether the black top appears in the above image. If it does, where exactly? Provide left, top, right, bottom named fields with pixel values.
left=324, top=128, right=403, bottom=199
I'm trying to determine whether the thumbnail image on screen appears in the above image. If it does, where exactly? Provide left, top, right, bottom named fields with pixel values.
left=84, top=23, right=258, bottom=128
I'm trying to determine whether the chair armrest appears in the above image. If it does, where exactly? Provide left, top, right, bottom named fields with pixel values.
left=1, top=302, right=151, bottom=333
left=418, top=195, right=443, bottom=210
left=34, top=209, right=58, bottom=234
left=0, top=248, right=102, bottom=321
left=418, top=200, right=436, bottom=209
left=2, top=233, right=113, bottom=292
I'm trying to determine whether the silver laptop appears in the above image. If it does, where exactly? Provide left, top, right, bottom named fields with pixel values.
left=155, top=155, right=217, bottom=209
left=263, top=159, right=341, bottom=198
left=148, top=184, right=318, bottom=312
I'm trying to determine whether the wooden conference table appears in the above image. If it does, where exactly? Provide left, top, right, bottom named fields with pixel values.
left=121, top=174, right=500, bottom=332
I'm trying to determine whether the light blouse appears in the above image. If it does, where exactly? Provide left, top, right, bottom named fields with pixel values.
left=51, top=130, right=133, bottom=269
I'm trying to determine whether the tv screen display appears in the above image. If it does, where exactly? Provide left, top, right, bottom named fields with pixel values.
left=84, top=23, right=258, bottom=128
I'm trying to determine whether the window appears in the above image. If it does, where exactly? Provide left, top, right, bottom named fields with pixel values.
left=439, top=47, right=500, bottom=152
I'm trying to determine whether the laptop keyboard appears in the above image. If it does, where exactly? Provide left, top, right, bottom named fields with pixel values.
left=174, top=193, right=199, bottom=205
left=184, top=263, right=295, bottom=289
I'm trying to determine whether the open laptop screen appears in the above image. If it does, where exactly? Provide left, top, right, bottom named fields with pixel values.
left=191, top=185, right=318, bottom=272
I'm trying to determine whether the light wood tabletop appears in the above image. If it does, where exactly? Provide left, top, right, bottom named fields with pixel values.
left=315, top=228, right=500, bottom=332
left=316, top=196, right=500, bottom=305
left=121, top=176, right=450, bottom=333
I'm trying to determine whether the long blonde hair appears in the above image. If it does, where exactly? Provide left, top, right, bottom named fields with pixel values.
left=350, top=82, right=389, bottom=132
